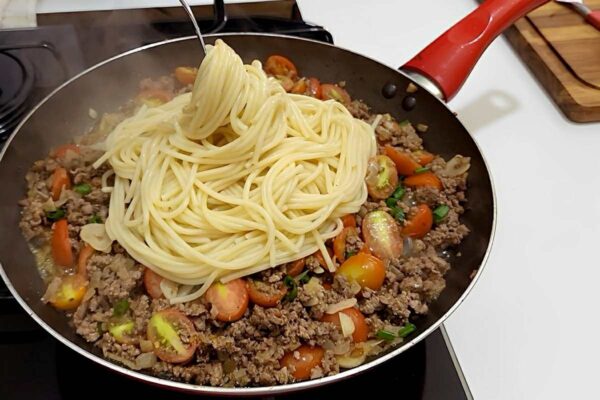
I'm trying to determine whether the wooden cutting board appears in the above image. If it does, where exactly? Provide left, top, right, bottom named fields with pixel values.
left=504, top=0, right=600, bottom=122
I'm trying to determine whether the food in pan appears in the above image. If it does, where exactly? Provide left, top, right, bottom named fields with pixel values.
left=19, top=40, right=470, bottom=386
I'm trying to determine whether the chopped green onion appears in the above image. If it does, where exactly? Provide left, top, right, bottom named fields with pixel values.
left=345, top=251, right=357, bottom=259
left=391, top=186, right=405, bottom=200
left=385, top=198, right=397, bottom=208
left=414, top=167, right=429, bottom=174
left=433, top=205, right=450, bottom=223
left=46, top=209, right=66, bottom=221
left=389, top=206, right=405, bottom=222
left=96, top=321, right=104, bottom=334
left=398, top=119, right=410, bottom=127
left=284, top=275, right=298, bottom=301
left=398, top=323, right=417, bottom=338
left=113, top=299, right=130, bottom=317
left=376, top=329, right=397, bottom=341
left=297, top=270, right=311, bottom=284
left=73, top=183, right=92, bottom=195
left=88, top=214, right=102, bottom=224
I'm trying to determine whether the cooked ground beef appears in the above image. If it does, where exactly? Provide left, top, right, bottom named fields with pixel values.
left=18, top=72, right=470, bottom=387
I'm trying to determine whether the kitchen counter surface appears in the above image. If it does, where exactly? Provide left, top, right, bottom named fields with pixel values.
left=297, top=0, right=600, bottom=399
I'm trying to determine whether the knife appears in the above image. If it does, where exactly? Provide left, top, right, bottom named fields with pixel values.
left=556, top=0, right=600, bottom=30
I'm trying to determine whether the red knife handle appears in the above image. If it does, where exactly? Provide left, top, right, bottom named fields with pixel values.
left=586, top=10, right=600, bottom=30
left=402, top=0, right=549, bottom=101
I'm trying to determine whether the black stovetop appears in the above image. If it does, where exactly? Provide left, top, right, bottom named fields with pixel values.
left=0, top=2, right=471, bottom=399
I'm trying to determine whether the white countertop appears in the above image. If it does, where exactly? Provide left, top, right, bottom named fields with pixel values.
left=298, top=0, right=600, bottom=398
left=31, top=0, right=600, bottom=398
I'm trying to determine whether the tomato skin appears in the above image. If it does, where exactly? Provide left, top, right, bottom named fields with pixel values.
left=335, top=253, right=386, bottom=290
left=174, top=66, right=197, bottom=85
left=384, top=145, right=422, bottom=176
left=48, top=275, right=88, bottom=310
left=265, top=55, right=298, bottom=79
left=307, top=78, right=322, bottom=99
left=403, top=172, right=442, bottom=190
left=51, top=219, right=73, bottom=268
left=402, top=204, right=433, bottom=238
left=286, top=258, right=305, bottom=277
left=365, top=155, right=399, bottom=200
left=361, top=211, right=403, bottom=261
left=321, top=84, right=351, bottom=104
left=291, top=78, right=307, bottom=94
left=280, top=345, right=325, bottom=380
left=205, top=279, right=249, bottom=322
left=51, top=167, right=71, bottom=201
left=247, top=280, right=287, bottom=308
left=147, top=309, right=197, bottom=364
left=413, top=150, right=435, bottom=165
left=77, top=244, right=94, bottom=278
left=341, top=214, right=356, bottom=228
left=321, top=307, right=368, bottom=342
left=333, top=227, right=357, bottom=263
left=144, top=268, right=164, bottom=299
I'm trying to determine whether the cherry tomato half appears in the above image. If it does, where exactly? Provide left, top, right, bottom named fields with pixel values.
left=48, top=274, right=88, bottom=310
left=362, top=210, right=403, bottom=261
left=365, top=155, right=399, bottom=200
left=402, top=204, right=433, bottom=239
left=321, top=307, right=368, bottom=342
left=280, top=345, right=325, bottom=380
left=335, top=253, right=386, bottom=291
left=321, top=84, right=351, bottom=104
left=286, top=258, right=305, bottom=277
left=333, top=227, right=357, bottom=263
left=147, top=309, right=197, bottom=363
left=265, top=55, right=298, bottom=79
left=205, top=279, right=249, bottom=322
left=247, top=280, right=287, bottom=308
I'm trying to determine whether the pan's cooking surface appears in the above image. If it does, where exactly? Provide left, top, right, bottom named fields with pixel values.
left=0, top=0, right=494, bottom=393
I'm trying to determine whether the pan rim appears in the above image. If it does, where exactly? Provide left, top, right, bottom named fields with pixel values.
left=0, top=32, right=497, bottom=395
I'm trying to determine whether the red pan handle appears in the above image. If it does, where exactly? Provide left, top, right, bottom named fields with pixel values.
left=586, top=10, right=600, bottom=30
left=402, top=0, right=549, bottom=101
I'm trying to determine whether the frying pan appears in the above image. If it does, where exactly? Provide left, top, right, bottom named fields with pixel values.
left=0, top=0, right=548, bottom=395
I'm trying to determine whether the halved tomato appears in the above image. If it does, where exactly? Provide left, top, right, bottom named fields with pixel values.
left=51, top=167, right=71, bottom=201
left=286, top=258, right=305, bottom=277
left=321, top=84, right=351, bottom=104
left=143, top=268, right=164, bottom=299
left=307, top=78, right=322, bottom=99
left=77, top=244, right=94, bottom=278
left=47, top=274, right=88, bottom=310
left=402, top=204, right=433, bottom=238
left=384, top=145, right=422, bottom=176
left=174, top=66, right=197, bottom=85
left=321, top=307, right=368, bottom=342
left=147, top=309, right=197, bottom=363
left=365, top=155, right=399, bottom=200
left=335, top=253, right=386, bottom=290
left=362, top=211, right=403, bottom=261
left=205, top=279, right=249, bottom=322
left=413, top=150, right=435, bottom=165
left=51, top=219, right=73, bottom=268
left=403, top=172, right=442, bottom=190
left=333, top=227, right=357, bottom=263
left=341, top=214, right=356, bottom=228
left=109, top=319, right=136, bottom=345
left=265, top=55, right=298, bottom=79
left=280, top=345, right=324, bottom=380
left=291, top=78, right=307, bottom=94
left=247, top=280, right=287, bottom=308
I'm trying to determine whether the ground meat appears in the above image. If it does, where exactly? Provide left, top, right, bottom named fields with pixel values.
left=19, top=71, right=471, bottom=387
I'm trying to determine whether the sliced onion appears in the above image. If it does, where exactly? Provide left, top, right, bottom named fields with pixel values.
left=80, top=223, right=113, bottom=253
left=326, top=298, right=357, bottom=314
left=104, top=351, right=138, bottom=370
left=54, top=188, right=70, bottom=208
left=339, top=312, right=356, bottom=338
left=41, top=197, right=57, bottom=212
left=135, top=352, right=157, bottom=369
left=442, top=155, right=471, bottom=177
left=139, top=340, right=154, bottom=353
left=336, top=346, right=367, bottom=368
left=302, top=278, right=322, bottom=307
left=159, top=279, right=179, bottom=300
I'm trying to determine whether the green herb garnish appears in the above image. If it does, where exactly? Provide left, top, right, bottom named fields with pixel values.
left=297, top=270, right=311, bottom=284
left=398, top=323, right=417, bottom=338
left=385, top=198, right=397, bottom=208
left=376, top=329, right=397, bottom=341
left=73, top=183, right=92, bottom=195
left=345, top=251, right=357, bottom=259
left=390, top=186, right=405, bottom=200
left=46, top=208, right=66, bottom=221
left=112, top=299, right=130, bottom=317
left=88, top=214, right=102, bottom=224
left=414, top=167, right=430, bottom=174
left=433, top=205, right=450, bottom=223
left=398, top=119, right=410, bottom=127
left=389, top=206, right=405, bottom=222
left=284, top=275, right=298, bottom=301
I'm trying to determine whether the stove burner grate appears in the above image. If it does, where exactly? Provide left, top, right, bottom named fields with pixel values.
left=0, top=51, right=34, bottom=138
